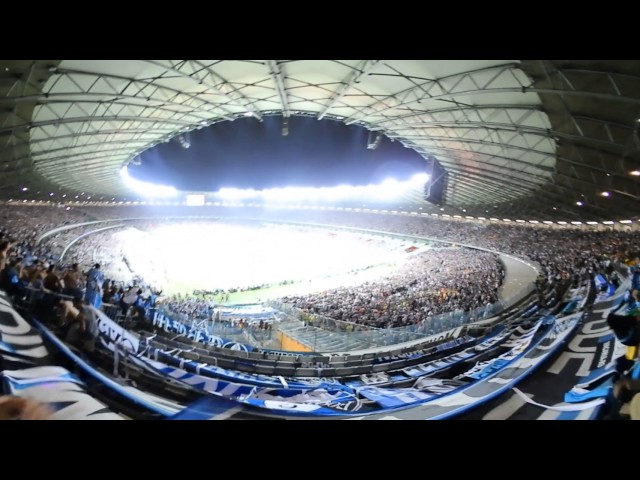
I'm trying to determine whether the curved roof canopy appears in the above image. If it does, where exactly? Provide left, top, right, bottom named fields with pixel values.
left=1, top=60, right=639, bottom=221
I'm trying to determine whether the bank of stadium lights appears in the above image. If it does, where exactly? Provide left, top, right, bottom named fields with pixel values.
left=177, top=133, right=190, bottom=149
left=576, top=201, right=583, bottom=206
left=367, top=132, right=382, bottom=150
left=120, top=165, right=177, bottom=198
left=377, top=178, right=407, bottom=201
left=600, top=191, right=610, bottom=197
left=215, top=173, right=429, bottom=204
left=631, top=170, right=640, bottom=176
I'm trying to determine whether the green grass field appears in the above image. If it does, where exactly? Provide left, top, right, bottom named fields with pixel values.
left=164, top=262, right=400, bottom=305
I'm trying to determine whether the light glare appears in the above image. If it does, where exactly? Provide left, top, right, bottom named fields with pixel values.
left=120, top=166, right=178, bottom=198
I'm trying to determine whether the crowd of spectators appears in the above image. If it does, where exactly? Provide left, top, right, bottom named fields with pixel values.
left=277, top=248, right=504, bottom=329
left=2, top=203, right=638, bottom=421
left=1, top=205, right=639, bottom=334
left=158, top=295, right=216, bottom=323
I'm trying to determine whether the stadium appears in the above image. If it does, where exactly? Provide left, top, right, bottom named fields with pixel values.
left=0, top=60, right=639, bottom=421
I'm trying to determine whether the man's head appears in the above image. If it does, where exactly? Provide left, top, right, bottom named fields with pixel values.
left=93, top=263, right=100, bottom=270
left=608, top=311, right=640, bottom=346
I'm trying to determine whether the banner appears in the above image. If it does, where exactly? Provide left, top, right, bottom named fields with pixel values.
left=152, top=309, right=226, bottom=348
left=2, top=366, right=124, bottom=420
left=94, top=306, right=140, bottom=353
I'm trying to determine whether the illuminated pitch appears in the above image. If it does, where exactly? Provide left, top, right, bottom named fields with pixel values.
left=109, top=221, right=427, bottom=295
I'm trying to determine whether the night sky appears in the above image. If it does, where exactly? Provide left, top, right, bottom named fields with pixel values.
left=129, top=115, right=427, bottom=191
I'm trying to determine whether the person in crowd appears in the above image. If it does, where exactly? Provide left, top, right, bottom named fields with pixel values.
left=21, top=258, right=39, bottom=283
left=0, top=395, right=53, bottom=420
left=102, top=280, right=118, bottom=304
left=43, top=264, right=62, bottom=293
left=64, top=295, right=100, bottom=353
left=132, top=288, right=146, bottom=321
left=0, top=239, right=11, bottom=272
left=62, top=262, right=84, bottom=299
left=0, top=257, right=26, bottom=299
left=84, top=263, right=105, bottom=309
left=57, top=294, right=81, bottom=327
left=28, top=264, right=58, bottom=317
left=110, top=285, right=122, bottom=302
left=612, top=372, right=640, bottom=419
left=121, top=286, right=138, bottom=316
left=630, top=265, right=640, bottom=303
left=35, top=263, right=62, bottom=313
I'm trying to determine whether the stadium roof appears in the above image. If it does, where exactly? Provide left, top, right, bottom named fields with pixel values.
left=1, top=60, right=639, bottom=222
